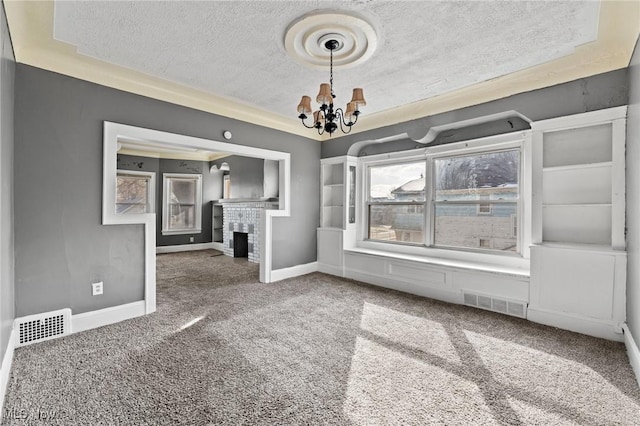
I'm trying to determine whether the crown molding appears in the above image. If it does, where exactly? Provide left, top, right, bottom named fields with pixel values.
left=5, top=1, right=639, bottom=143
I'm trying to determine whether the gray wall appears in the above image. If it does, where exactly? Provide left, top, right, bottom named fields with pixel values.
left=211, top=156, right=265, bottom=200
left=626, top=36, right=640, bottom=341
left=0, top=4, right=14, bottom=364
left=263, top=159, right=279, bottom=199
left=322, top=69, right=629, bottom=158
left=117, top=154, right=217, bottom=247
left=14, top=65, right=320, bottom=317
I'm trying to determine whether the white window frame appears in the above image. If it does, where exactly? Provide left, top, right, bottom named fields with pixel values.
left=116, top=169, right=156, bottom=214
left=365, top=157, right=427, bottom=246
left=430, top=146, right=521, bottom=253
left=357, top=131, right=531, bottom=265
left=162, top=173, right=203, bottom=236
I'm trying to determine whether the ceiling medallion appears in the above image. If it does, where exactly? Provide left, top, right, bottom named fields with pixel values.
left=285, top=11, right=377, bottom=136
left=284, top=11, right=378, bottom=69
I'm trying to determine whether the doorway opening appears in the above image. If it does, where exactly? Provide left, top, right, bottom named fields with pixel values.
left=103, top=122, right=291, bottom=315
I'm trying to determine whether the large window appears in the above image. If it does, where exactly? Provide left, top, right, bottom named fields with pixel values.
left=367, top=161, right=426, bottom=244
left=364, top=145, right=521, bottom=254
left=433, top=149, right=520, bottom=252
left=162, top=173, right=202, bottom=235
left=116, top=170, right=155, bottom=214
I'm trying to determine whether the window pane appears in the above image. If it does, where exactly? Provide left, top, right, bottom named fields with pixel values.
left=170, top=179, right=196, bottom=204
left=434, top=202, right=518, bottom=252
left=369, top=162, right=425, bottom=201
left=434, top=150, right=519, bottom=201
left=369, top=204, right=424, bottom=244
left=169, top=204, right=196, bottom=229
left=162, top=174, right=202, bottom=234
left=116, top=203, right=147, bottom=214
left=116, top=175, right=150, bottom=214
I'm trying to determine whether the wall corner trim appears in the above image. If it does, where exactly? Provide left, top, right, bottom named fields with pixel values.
left=622, top=324, right=640, bottom=388
left=270, top=262, right=318, bottom=282
left=71, top=301, right=146, bottom=334
left=0, top=327, right=16, bottom=414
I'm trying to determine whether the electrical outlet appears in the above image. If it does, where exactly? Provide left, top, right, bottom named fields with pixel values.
left=92, top=281, right=103, bottom=296
left=189, top=236, right=195, bottom=243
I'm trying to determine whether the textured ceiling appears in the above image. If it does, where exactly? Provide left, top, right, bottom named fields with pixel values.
left=5, top=1, right=638, bottom=139
left=52, top=1, right=598, bottom=119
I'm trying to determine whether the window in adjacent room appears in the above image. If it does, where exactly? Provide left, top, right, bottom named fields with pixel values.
left=162, top=173, right=202, bottom=235
left=223, top=174, right=231, bottom=199
left=116, top=170, right=155, bottom=214
left=367, top=161, right=426, bottom=244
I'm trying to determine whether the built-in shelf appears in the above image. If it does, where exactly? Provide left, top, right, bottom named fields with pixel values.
left=542, top=123, right=612, bottom=168
left=320, top=158, right=353, bottom=228
left=542, top=204, right=612, bottom=245
left=212, top=202, right=223, bottom=243
left=534, top=242, right=619, bottom=254
left=318, top=156, right=357, bottom=275
left=529, top=106, right=627, bottom=341
left=536, top=116, right=621, bottom=247
left=542, top=161, right=612, bottom=172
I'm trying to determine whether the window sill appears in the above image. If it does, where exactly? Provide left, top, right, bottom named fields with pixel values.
left=345, top=246, right=529, bottom=279
left=161, top=228, right=202, bottom=236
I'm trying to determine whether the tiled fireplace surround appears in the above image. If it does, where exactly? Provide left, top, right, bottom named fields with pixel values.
left=221, top=202, right=277, bottom=263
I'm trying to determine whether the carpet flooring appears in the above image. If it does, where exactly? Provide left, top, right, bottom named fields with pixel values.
left=2, top=249, right=640, bottom=425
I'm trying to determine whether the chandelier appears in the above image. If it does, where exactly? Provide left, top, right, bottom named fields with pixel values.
left=296, top=39, right=366, bottom=136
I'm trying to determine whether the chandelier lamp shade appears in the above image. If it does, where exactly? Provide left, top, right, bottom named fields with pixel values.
left=296, top=39, right=366, bottom=136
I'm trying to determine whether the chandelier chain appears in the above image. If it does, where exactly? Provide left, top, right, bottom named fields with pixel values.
left=329, top=47, right=333, bottom=100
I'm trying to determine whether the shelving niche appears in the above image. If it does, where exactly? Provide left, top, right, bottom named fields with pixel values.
left=321, top=160, right=347, bottom=228
left=212, top=202, right=223, bottom=243
left=318, top=156, right=357, bottom=276
left=540, top=122, right=617, bottom=247
left=529, top=106, right=627, bottom=341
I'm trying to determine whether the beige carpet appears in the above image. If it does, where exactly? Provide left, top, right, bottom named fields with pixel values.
left=2, top=249, right=640, bottom=425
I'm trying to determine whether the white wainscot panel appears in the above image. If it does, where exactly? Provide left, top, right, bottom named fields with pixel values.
left=534, top=249, right=614, bottom=320
left=345, top=251, right=386, bottom=276
left=317, top=228, right=344, bottom=276
left=387, top=261, right=448, bottom=287
left=529, top=245, right=626, bottom=341
left=344, top=252, right=458, bottom=305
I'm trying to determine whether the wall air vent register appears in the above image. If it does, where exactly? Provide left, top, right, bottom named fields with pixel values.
left=14, top=308, right=72, bottom=347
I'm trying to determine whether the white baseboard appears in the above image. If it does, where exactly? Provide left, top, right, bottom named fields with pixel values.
left=527, top=307, right=624, bottom=342
left=156, top=242, right=218, bottom=254
left=345, top=269, right=460, bottom=305
left=270, top=262, right=318, bottom=282
left=72, top=301, right=146, bottom=334
left=0, top=327, right=15, bottom=414
left=623, top=324, right=640, bottom=387
left=317, top=263, right=344, bottom=277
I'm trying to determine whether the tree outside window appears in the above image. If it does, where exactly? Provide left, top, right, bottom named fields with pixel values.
left=116, top=170, right=155, bottom=214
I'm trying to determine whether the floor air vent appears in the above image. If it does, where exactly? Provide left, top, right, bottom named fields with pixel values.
left=463, top=292, right=527, bottom=318
left=14, top=309, right=71, bottom=347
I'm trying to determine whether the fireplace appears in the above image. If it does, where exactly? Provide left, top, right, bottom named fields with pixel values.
left=233, top=232, right=248, bottom=258
left=221, top=201, right=277, bottom=263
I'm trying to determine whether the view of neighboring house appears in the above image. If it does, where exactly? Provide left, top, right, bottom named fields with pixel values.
left=370, top=150, right=519, bottom=251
